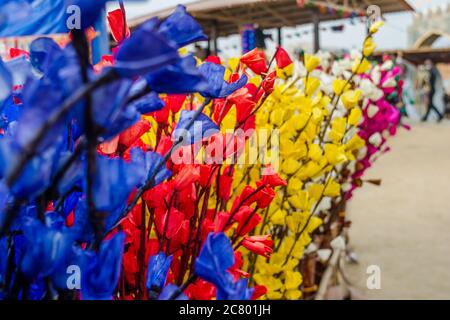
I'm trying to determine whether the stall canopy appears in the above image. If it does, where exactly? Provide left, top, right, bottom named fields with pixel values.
left=374, top=47, right=450, bottom=65
left=129, top=0, right=414, bottom=52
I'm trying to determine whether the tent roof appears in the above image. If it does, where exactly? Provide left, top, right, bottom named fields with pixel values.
left=129, top=0, right=414, bottom=36
left=374, top=47, right=450, bottom=65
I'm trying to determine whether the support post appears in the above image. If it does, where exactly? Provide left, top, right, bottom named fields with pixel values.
left=211, top=20, right=219, bottom=55
left=312, top=9, right=320, bottom=53
left=277, top=27, right=282, bottom=47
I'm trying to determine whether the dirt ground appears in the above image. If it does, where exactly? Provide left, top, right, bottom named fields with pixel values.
left=346, top=121, right=450, bottom=300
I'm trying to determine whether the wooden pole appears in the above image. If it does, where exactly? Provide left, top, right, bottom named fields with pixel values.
left=277, top=27, right=282, bottom=47
left=312, top=9, right=320, bottom=53
left=211, top=20, right=219, bottom=55
left=315, top=248, right=341, bottom=300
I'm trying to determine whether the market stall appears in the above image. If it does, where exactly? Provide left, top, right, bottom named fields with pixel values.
left=129, top=0, right=414, bottom=53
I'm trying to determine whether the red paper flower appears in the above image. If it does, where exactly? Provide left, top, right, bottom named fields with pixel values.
left=228, top=87, right=256, bottom=125
left=251, top=285, right=268, bottom=300
left=229, top=251, right=249, bottom=279
left=107, top=8, right=130, bottom=43
left=214, top=211, right=231, bottom=232
left=98, top=136, right=119, bottom=155
left=185, top=279, right=216, bottom=300
left=198, top=164, right=217, bottom=188
left=151, top=105, right=170, bottom=123
left=233, top=206, right=261, bottom=236
left=155, top=207, right=185, bottom=239
left=205, top=55, right=221, bottom=65
left=162, top=94, right=187, bottom=113
left=242, top=235, right=273, bottom=258
left=255, top=182, right=276, bottom=209
left=9, top=48, right=29, bottom=59
left=275, top=46, right=293, bottom=69
left=119, top=119, right=151, bottom=149
left=218, top=166, right=234, bottom=201
left=174, top=165, right=201, bottom=190
left=260, top=165, right=287, bottom=187
left=94, top=55, right=114, bottom=73
left=240, top=48, right=268, bottom=75
left=262, top=71, right=276, bottom=94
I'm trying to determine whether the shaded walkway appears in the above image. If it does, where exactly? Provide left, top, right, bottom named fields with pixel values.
left=347, top=122, right=450, bottom=299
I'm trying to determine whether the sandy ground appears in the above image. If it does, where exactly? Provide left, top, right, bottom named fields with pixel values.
left=346, top=121, right=450, bottom=300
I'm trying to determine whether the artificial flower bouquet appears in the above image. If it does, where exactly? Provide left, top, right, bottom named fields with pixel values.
left=0, top=3, right=404, bottom=301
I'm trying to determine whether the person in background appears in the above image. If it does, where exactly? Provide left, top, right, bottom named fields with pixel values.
left=422, top=59, right=444, bottom=122
left=193, top=44, right=208, bottom=61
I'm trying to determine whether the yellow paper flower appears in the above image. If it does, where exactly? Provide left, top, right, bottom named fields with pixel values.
left=287, top=177, right=303, bottom=195
left=304, top=77, right=320, bottom=96
left=308, top=144, right=322, bottom=162
left=276, top=63, right=294, bottom=79
left=307, top=183, right=324, bottom=201
left=285, top=290, right=302, bottom=300
left=270, top=109, right=285, bottom=127
left=270, top=209, right=287, bottom=225
left=228, top=57, right=240, bottom=71
left=285, top=271, right=303, bottom=290
left=352, top=58, right=372, bottom=74
left=324, top=179, right=341, bottom=197
left=369, top=20, right=384, bottom=34
left=345, top=134, right=366, bottom=151
left=332, top=79, right=350, bottom=95
left=304, top=54, right=321, bottom=72
left=342, top=90, right=362, bottom=109
left=281, top=158, right=301, bottom=175
left=324, top=144, right=347, bottom=165
left=348, top=107, right=362, bottom=126
left=363, top=37, right=376, bottom=57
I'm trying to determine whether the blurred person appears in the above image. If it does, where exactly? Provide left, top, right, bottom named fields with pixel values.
left=422, top=59, right=444, bottom=122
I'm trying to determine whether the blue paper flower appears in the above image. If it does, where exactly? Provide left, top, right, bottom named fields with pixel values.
left=199, top=62, right=248, bottom=98
left=194, top=232, right=235, bottom=290
left=91, top=152, right=147, bottom=213
left=130, top=91, right=165, bottom=114
left=81, top=232, right=125, bottom=300
left=90, top=76, right=136, bottom=139
left=4, top=55, right=32, bottom=87
left=67, top=149, right=151, bottom=241
left=0, top=135, right=65, bottom=199
left=216, top=277, right=254, bottom=300
left=0, top=58, right=12, bottom=103
left=62, top=190, right=82, bottom=219
left=0, top=236, right=7, bottom=285
left=130, top=149, right=172, bottom=186
left=158, top=5, right=208, bottom=48
left=0, top=95, right=20, bottom=130
left=146, top=252, right=173, bottom=291
left=158, top=284, right=188, bottom=300
left=29, top=37, right=63, bottom=74
left=28, top=279, right=46, bottom=300
left=14, top=73, right=66, bottom=152
left=173, top=110, right=219, bottom=145
left=20, top=219, right=75, bottom=279
left=115, top=18, right=180, bottom=78
left=145, top=55, right=209, bottom=94
left=56, top=152, right=84, bottom=197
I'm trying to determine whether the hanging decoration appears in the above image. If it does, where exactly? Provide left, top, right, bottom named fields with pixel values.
left=241, top=24, right=257, bottom=54
left=297, top=0, right=366, bottom=21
